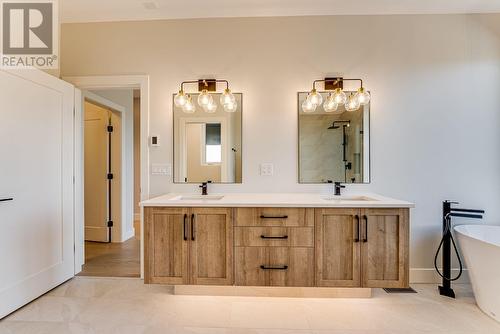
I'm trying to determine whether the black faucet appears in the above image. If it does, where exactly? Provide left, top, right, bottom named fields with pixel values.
left=334, top=182, right=345, bottom=196
left=199, top=181, right=211, bottom=195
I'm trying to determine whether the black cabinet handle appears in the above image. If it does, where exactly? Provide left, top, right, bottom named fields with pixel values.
left=260, top=235, right=288, bottom=239
left=0, top=198, right=13, bottom=202
left=354, top=215, right=360, bottom=243
left=191, top=214, right=195, bottom=241
left=362, top=215, right=368, bottom=242
left=260, top=265, right=288, bottom=270
left=183, top=214, right=188, bottom=241
left=260, top=215, right=288, bottom=219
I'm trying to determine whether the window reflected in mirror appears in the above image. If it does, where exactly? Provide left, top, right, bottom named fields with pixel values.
left=174, top=93, right=242, bottom=183
left=298, top=92, right=370, bottom=184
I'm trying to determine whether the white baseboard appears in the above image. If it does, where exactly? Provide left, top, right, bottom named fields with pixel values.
left=410, top=268, right=469, bottom=284
left=121, top=228, right=135, bottom=242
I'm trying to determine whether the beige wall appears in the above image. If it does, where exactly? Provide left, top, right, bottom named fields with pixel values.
left=61, top=15, right=500, bottom=279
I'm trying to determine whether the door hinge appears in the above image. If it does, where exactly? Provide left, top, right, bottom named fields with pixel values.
left=107, top=125, right=113, bottom=133
left=107, top=221, right=113, bottom=227
left=107, top=173, right=113, bottom=180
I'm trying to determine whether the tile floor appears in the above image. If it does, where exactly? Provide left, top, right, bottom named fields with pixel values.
left=1, top=277, right=499, bottom=334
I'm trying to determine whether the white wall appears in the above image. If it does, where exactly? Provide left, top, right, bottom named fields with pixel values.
left=61, top=14, right=500, bottom=281
left=91, top=89, right=135, bottom=241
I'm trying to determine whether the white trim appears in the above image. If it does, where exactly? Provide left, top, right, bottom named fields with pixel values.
left=64, top=75, right=149, bottom=280
left=121, top=227, right=135, bottom=243
left=84, top=90, right=126, bottom=114
left=74, top=88, right=84, bottom=275
left=410, top=268, right=469, bottom=284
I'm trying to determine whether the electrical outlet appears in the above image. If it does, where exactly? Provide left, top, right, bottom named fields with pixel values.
left=151, top=164, right=170, bottom=176
left=260, top=163, right=274, bottom=176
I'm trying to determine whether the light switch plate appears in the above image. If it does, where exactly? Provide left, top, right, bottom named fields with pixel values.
left=260, top=163, right=274, bottom=176
left=151, top=163, right=170, bottom=176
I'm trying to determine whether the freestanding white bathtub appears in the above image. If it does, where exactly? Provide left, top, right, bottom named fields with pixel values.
left=454, top=224, right=500, bottom=322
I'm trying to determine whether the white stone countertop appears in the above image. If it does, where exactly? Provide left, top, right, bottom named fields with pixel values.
left=140, top=192, right=414, bottom=208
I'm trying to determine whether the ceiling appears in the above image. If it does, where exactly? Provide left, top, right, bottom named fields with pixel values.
left=61, top=0, right=500, bottom=23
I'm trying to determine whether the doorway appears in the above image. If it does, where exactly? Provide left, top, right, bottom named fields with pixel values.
left=79, top=89, right=141, bottom=278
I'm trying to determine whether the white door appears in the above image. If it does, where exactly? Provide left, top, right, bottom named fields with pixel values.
left=0, top=69, right=75, bottom=319
left=84, top=101, right=110, bottom=242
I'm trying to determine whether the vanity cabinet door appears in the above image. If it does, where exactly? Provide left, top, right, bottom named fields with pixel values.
left=144, top=207, right=189, bottom=284
left=189, top=208, right=233, bottom=285
left=315, top=208, right=361, bottom=287
left=360, top=208, right=409, bottom=288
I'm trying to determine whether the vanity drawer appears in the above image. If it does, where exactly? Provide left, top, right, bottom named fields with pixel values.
left=235, top=208, right=313, bottom=227
left=234, top=247, right=314, bottom=287
left=234, top=227, right=314, bottom=247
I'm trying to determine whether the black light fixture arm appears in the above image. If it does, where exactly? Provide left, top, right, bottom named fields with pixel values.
left=312, top=78, right=363, bottom=90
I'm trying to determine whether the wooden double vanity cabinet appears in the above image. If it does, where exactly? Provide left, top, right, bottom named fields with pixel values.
left=144, top=204, right=410, bottom=289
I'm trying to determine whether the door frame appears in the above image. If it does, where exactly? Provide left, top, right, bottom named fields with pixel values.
left=65, top=75, right=149, bottom=278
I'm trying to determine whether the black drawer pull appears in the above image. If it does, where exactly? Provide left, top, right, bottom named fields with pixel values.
left=260, top=235, right=288, bottom=239
left=191, top=214, right=195, bottom=241
left=260, top=215, right=288, bottom=219
left=354, top=215, right=360, bottom=243
left=362, top=215, right=368, bottom=243
left=0, top=198, right=13, bottom=202
left=183, top=214, right=188, bottom=241
left=260, top=265, right=288, bottom=270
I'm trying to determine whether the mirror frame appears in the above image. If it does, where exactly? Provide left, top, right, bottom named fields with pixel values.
left=297, top=91, right=371, bottom=184
left=172, top=92, right=243, bottom=184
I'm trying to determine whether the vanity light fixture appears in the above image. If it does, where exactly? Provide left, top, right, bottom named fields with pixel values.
left=345, top=93, right=361, bottom=112
left=175, top=79, right=237, bottom=113
left=302, top=77, right=370, bottom=113
left=183, top=95, right=196, bottom=113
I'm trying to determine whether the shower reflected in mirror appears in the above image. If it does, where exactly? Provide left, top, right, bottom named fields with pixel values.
left=298, top=92, right=370, bottom=184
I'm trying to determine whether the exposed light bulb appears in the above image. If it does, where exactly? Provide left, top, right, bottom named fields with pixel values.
left=174, top=90, right=187, bottom=107
left=223, top=101, right=237, bottom=113
left=197, top=89, right=213, bottom=107
left=355, top=87, right=371, bottom=105
left=182, top=95, right=196, bottom=113
left=220, top=88, right=236, bottom=105
left=332, top=88, right=347, bottom=105
left=204, top=100, right=218, bottom=113
left=308, top=88, right=323, bottom=106
left=345, top=93, right=361, bottom=112
left=301, top=97, right=316, bottom=113
left=323, top=93, right=339, bottom=113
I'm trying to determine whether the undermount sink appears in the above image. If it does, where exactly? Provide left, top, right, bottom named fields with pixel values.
left=171, top=195, right=225, bottom=201
left=321, top=195, right=378, bottom=202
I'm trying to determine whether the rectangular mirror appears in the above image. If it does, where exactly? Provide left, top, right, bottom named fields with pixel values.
left=298, top=92, right=370, bottom=184
left=173, top=93, right=242, bottom=183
